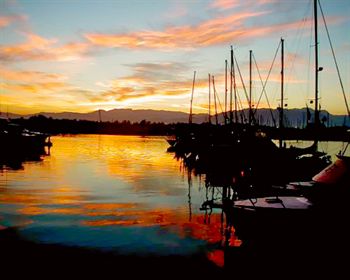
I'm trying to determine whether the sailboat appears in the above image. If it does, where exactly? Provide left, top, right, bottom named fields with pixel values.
left=230, top=0, right=349, bottom=244
left=273, top=0, right=339, bottom=182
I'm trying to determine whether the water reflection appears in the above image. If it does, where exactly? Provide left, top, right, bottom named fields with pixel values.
left=0, top=134, right=238, bottom=267
left=3, top=135, right=344, bottom=270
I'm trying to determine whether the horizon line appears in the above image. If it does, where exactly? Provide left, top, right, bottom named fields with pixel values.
left=2, top=107, right=349, bottom=117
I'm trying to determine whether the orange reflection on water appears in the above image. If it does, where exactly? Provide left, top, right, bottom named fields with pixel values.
left=18, top=206, right=83, bottom=216
left=207, top=249, right=225, bottom=268
left=182, top=215, right=223, bottom=244
left=83, top=220, right=143, bottom=226
left=48, top=135, right=182, bottom=195
left=230, top=237, right=242, bottom=247
left=2, top=187, right=239, bottom=268
left=82, top=207, right=181, bottom=227
left=85, top=203, right=138, bottom=210
left=0, top=189, right=85, bottom=206
left=0, top=135, right=241, bottom=268
left=82, top=205, right=241, bottom=253
left=100, top=136, right=181, bottom=186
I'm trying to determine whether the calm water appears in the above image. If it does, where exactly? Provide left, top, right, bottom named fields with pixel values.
left=281, top=140, right=349, bottom=161
left=0, top=135, right=347, bottom=267
left=0, top=135, right=236, bottom=266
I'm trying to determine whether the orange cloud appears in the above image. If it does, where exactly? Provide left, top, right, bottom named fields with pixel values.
left=0, top=33, right=90, bottom=62
left=1, top=81, right=67, bottom=94
left=0, top=67, right=67, bottom=82
left=84, top=62, right=208, bottom=104
left=85, top=10, right=345, bottom=51
left=0, top=67, right=98, bottom=105
left=93, top=77, right=208, bottom=103
left=85, top=11, right=266, bottom=50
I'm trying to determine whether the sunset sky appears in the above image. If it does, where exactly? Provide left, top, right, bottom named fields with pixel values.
left=0, top=0, right=349, bottom=115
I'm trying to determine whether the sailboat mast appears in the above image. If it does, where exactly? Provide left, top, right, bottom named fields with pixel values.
left=279, top=38, right=284, bottom=148
left=249, top=50, right=252, bottom=125
left=98, top=109, right=102, bottom=123
left=225, top=59, right=228, bottom=123
left=314, top=0, right=320, bottom=128
left=230, top=46, right=233, bottom=124
left=212, top=76, right=219, bottom=125
left=233, top=48, right=238, bottom=124
left=208, top=73, right=211, bottom=124
left=189, top=71, right=196, bottom=124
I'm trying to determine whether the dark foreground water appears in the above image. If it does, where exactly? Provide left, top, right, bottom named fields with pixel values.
left=0, top=135, right=348, bottom=277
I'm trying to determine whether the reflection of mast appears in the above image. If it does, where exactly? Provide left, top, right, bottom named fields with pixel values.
left=200, top=181, right=237, bottom=252
left=187, top=171, right=192, bottom=222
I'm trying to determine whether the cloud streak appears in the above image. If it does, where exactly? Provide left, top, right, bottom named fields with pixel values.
left=0, top=33, right=90, bottom=62
left=1, top=81, right=67, bottom=94
left=0, top=9, right=345, bottom=64
left=210, top=0, right=276, bottom=10
left=84, top=11, right=345, bottom=51
left=84, top=11, right=267, bottom=50
left=210, top=0, right=241, bottom=10
left=0, top=66, right=67, bottom=82
left=86, top=62, right=208, bottom=104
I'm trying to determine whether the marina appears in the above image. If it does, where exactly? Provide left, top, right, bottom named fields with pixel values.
left=1, top=0, right=349, bottom=278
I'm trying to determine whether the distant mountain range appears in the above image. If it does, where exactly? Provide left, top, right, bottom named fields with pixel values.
left=4, top=108, right=349, bottom=127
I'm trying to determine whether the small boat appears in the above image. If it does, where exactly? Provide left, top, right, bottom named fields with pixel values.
left=230, top=151, right=349, bottom=242
left=276, top=152, right=349, bottom=197
left=231, top=196, right=314, bottom=241
left=0, top=118, right=52, bottom=163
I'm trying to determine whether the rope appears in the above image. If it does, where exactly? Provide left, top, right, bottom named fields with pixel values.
left=285, top=1, right=312, bottom=101
left=319, top=0, right=350, bottom=119
left=234, top=55, right=255, bottom=124
left=341, top=142, right=349, bottom=156
left=213, top=80, right=227, bottom=122
left=252, top=49, right=279, bottom=127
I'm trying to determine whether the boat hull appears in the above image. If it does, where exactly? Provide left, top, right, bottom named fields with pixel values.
left=231, top=196, right=316, bottom=246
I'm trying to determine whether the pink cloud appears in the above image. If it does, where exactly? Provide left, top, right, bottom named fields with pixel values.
left=0, top=14, right=26, bottom=28
left=210, top=0, right=276, bottom=10
left=210, top=0, right=240, bottom=10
